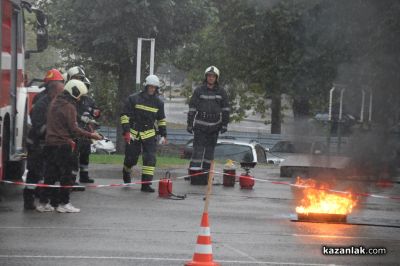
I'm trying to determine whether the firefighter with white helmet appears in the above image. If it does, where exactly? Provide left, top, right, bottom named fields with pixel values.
left=187, top=66, right=230, bottom=184
left=37, top=79, right=102, bottom=213
left=120, top=74, right=167, bottom=192
left=66, top=66, right=101, bottom=184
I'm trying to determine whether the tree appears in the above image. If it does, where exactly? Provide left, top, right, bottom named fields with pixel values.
left=40, top=0, right=211, bottom=151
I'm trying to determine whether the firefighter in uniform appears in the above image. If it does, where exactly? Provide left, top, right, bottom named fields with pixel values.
left=66, top=66, right=100, bottom=184
left=120, top=74, right=167, bottom=192
left=37, top=80, right=102, bottom=213
left=23, top=69, right=65, bottom=210
left=187, top=66, right=230, bottom=181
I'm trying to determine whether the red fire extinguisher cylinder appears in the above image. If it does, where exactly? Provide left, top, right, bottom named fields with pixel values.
left=239, top=173, right=255, bottom=189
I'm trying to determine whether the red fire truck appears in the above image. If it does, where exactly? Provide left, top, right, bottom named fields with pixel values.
left=0, top=0, right=48, bottom=181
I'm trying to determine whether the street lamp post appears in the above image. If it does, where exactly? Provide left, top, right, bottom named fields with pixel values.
left=136, top=38, right=155, bottom=91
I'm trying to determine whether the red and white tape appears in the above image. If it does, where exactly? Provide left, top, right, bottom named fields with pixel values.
left=213, top=171, right=400, bottom=201
left=2, top=170, right=399, bottom=201
left=0, top=171, right=209, bottom=189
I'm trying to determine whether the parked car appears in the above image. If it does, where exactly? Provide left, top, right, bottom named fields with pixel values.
left=91, top=137, right=116, bottom=154
left=181, top=138, right=267, bottom=163
left=266, top=140, right=327, bottom=164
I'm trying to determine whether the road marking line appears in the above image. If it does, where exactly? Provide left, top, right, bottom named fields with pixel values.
left=223, top=243, right=259, bottom=262
left=0, top=255, right=340, bottom=265
left=1, top=227, right=398, bottom=242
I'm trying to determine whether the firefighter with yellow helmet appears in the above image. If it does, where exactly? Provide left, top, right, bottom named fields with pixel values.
left=120, top=74, right=167, bottom=192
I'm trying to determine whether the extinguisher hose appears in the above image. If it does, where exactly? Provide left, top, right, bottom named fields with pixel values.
left=165, top=171, right=186, bottom=200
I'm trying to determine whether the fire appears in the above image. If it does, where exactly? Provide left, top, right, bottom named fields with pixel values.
left=295, top=177, right=357, bottom=215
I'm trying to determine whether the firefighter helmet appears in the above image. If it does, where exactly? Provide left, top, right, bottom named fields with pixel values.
left=64, top=79, right=88, bottom=100
left=66, top=66, right=86, bottom=81
left=83, top=77, right=91, bottom=89
left=43, top=69, right=64, bottom=83
left=144, top=74, right=160, bottom=88
left=204, top=66, right=220, bottom=80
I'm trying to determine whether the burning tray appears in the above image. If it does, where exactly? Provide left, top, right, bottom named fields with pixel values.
left=297, top=213, right=347, bottom=223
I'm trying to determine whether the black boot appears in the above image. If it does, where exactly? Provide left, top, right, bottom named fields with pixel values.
left=123, top=169, right=132, bottom=184
left=141, top=184, right=155, bottom=193
left=23, top=188, right=36, bottom=210
left=79, top=171, right=94, bottom=183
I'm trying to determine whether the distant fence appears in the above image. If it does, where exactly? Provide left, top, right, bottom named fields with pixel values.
left=98, top=126, right=347, bottom=152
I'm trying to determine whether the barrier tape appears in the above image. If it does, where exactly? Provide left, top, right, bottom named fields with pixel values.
left=0, top=171, right=209, bottom=189
left=2, top=170, right=399, bottom=201
left=214, top=171, right=400, bottom=201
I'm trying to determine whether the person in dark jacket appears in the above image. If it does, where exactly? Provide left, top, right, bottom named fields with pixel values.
left=66, top=66, right=101, bottom=184
left=23, top=69, right=64, bottom=210
left=36, top=80, right=102, bottom=213
left=120, top=74, right=167, bottom=192
left=187, top=66, right=230, bottom=184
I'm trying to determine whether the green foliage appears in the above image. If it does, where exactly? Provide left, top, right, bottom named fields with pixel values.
left=90, top=154, right=188, bottom=167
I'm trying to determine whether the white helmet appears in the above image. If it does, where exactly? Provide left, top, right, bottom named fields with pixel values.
left=64, top=79, right=88, bottom=100
left=83, top=77, right=91, bottom=89
left=144, top=74, right=160, bottom=87
left=205, top=66, right=220, bottom=80
left=67, top=66, right=86, bottom=81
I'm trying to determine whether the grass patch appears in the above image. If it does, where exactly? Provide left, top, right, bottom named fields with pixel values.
left=90, top=154, right=189, bottom=167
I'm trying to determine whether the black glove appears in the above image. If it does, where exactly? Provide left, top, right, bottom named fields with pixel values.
left=220, top=125, right=227, bottom=134
left=187, top=125, right=193, bottom=134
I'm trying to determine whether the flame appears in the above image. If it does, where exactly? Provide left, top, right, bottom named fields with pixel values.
left=295, top=177, right=357, bottom=215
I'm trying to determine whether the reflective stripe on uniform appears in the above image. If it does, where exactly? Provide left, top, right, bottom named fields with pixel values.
left=189, top=108, right=196, bottom=112
left=139, top=129, right=156, bottom=139
left=130, top=129, right=139, bottom=140
left=80, top=164, right=89, bottom=171
left=158, top=119, right=167, bottom=126
left=222, top=107, right=230, bottom=111
left=194, top=117, right=222, bottom=126
left=142, top=165, right=155, bottom=175
left=130, top=128, right=156, bottom=140
left=120, top=115, right=129, bottom=124
left=135, top=104, right=158, bottom=113
left=199, top=95, right=222, bottom=100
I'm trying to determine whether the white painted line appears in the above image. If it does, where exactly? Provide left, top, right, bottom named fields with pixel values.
left=0, top=255, right=341, bottom=265
left=223, top=243, right=259, bottom=262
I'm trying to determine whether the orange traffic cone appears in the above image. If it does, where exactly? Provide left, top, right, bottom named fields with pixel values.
left=185, top=212, right=220, bottom=266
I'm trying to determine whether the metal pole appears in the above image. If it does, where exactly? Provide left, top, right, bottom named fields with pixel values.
left=327, top=86, right=336, bottom=154
left=368, top=89, right=373, bottom=123
left=337, top=88, right=345, bottom=153
left=203, top=161, right=215, bottom=214
left=339, top=88, right=345, bottom=121
left=136, top=38, right=142, bottom=91
left=360, top=89, right=365, bottom=123
left=150, top=38, right=155, bottom=75
left=168, top=69, right=172, bottom=100
left=328, top=86, right=335, bottom=121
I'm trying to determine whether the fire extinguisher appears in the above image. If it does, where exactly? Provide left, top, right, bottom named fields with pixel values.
left=158, top=171, right=186, bottom=200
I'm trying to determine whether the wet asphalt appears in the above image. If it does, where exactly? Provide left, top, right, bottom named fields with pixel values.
left=0, top=163, right=399, bottom=266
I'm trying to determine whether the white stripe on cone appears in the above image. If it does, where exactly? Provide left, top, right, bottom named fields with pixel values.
left=194, top=244, right=212, bottom=254
left=198, top=227, right=210, bottom=236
